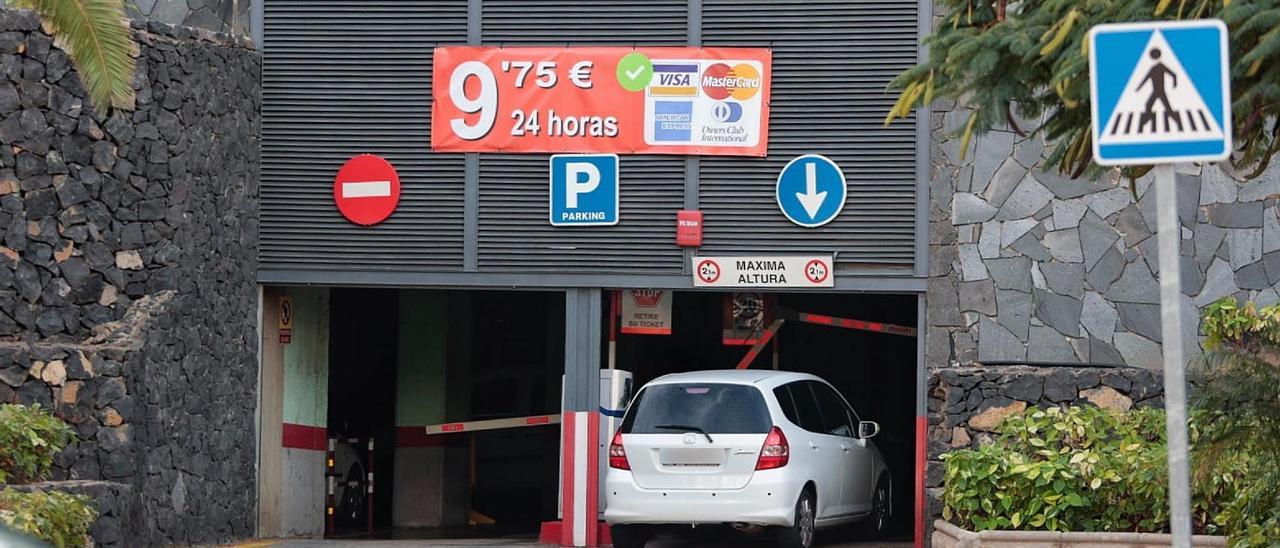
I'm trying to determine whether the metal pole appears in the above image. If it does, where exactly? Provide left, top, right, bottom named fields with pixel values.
left=366, top=438, right=374, bottom=537
left=772, top=328, right=779, bottom=371
left=914, top=294, right=927, bottom=548
left=325, top=437, right=336, bottom=538
left=1155, top=164, right=1191, bottom=548
left=734, top=319, right=785, bottom=370
left=608, top=291, right=618, bottom=370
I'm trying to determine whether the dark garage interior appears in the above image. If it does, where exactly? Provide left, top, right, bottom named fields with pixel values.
left=609, top=290, right=918, bottom=542
left=321, top=287, right=916, bottom=542
left=325, top=288, right=564, bottom=539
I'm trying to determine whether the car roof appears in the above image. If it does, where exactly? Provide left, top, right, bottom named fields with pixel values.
left=644, top=369, right=823, bottom=389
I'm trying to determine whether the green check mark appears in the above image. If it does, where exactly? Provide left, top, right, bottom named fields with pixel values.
left=616, top=52, right=653, bottom=92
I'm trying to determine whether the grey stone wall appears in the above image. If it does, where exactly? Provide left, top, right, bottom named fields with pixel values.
left=917, top=5, right=1280, bottom=541
left=927, top=99, right=1280, bottom=369
left=0, top=8, right=259, bottom=546
left=127, top=0, right=252, bottom=37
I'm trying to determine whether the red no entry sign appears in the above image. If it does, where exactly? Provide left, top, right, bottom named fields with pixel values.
left=334, top=155, right=401, bottom=226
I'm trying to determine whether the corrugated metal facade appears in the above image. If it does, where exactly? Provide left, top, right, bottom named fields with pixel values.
left=261, top=1, right=469, bottom=271
left=700, top=0, right=919, bottom=267
left=478, top=0, right=688, bottom=274
left=260, top=0, right=919, bottom=282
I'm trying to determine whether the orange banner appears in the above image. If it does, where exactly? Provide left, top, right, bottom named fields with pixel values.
left=431, top=47, right=772, bottom=156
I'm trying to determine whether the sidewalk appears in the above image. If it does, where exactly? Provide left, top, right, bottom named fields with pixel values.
left=231, top=538, right=911, bottom=548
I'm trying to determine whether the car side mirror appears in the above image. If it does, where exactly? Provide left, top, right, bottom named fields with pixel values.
left=859, top=421, right=880, bottom=439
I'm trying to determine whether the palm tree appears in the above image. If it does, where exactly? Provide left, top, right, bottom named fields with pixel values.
left=8, top=0, right=137, bottom=111
left=1191, top=298, right=1280, bottom=542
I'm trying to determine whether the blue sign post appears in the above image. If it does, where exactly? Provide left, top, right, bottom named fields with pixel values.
left=775, top=154, right=846, bottom=228
left=1089, top=20, right=1231, bottom=165
left=1089, top=21, right=1233, bottom=548
left=550, top=154, right=619, bottom=227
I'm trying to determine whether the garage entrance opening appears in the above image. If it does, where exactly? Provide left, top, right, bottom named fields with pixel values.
left=606, top=290, right=917, bottom=541
left=325, top=288, right=564, bottom=540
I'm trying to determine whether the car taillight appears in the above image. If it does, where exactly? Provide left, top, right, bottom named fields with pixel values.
left=608, top=430, right=630, bottom=470
left=755, top=426, right=789, bottom=470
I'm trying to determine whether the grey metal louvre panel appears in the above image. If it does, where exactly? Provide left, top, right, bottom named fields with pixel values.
left=477, top=0, right=688, bottom=273
left=700, top=0, right=918, bottom=269
left=261, top=1, right=468, bottom=273
left=478, top=155, right=685, bottom=273
left=482, top=0, right=688, bottom=45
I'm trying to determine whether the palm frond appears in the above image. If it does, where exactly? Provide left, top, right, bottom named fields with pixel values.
left=1190, top=347, right=1280, bottom=477
left=10, top=0, right=137, bottom=111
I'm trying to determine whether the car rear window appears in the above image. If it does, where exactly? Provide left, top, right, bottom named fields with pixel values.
left=620, top=383, right=772, bottom=434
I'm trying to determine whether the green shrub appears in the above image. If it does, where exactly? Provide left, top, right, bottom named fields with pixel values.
left=943, top=406, right=1186, bottom=532
left=1188, top=411, right=1254, bottom=539
left=0, top=404, right=77, bottom=484
left=1195, top=298, right=1280, bottom=547
left=1200, top=298, right=1280, bottom=351
left=0, top=488, right=96, bottom=548
left=941, top=406, right=1244, bottom=535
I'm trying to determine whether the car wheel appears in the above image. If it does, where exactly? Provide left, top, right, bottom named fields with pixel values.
left=610, top=524, right=651, bottom=548
left=776, top=488, right=815, bottom=548
left=861, top=476, right=891, bottom=539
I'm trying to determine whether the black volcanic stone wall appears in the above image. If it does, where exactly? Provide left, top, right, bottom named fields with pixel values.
left=0, top=9, right=258, bottom=546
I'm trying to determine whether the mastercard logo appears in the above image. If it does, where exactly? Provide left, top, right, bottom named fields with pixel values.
left=701, top=63, right=761, bottom=101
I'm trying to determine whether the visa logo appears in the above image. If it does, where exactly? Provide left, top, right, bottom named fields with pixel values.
left=648, top=62, right=699, bottom=96
left=657, top=73, right=691, bottom=86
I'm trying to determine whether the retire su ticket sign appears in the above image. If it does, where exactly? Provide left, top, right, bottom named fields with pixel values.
left=431, top=47, right=772, bottom=156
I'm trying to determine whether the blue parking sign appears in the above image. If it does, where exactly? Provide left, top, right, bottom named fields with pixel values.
left=550, top=154, right=619, bottom=226
left=1089, top=20, right=1231, bottom=165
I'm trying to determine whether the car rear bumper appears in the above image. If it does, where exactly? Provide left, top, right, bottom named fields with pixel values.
left=603, top=469, right=802, bottom=527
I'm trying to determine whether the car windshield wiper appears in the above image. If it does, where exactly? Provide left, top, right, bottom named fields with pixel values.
left=655, top=424, right=714, bottom=443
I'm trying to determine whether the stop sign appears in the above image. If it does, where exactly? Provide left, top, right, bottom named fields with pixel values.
left=333, top=154, right=401, bottom=226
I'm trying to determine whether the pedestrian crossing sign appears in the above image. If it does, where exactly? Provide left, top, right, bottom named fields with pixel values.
left=1089, top=20, right=1231, bottom=166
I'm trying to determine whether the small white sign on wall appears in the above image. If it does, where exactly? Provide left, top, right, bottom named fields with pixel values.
left=692, top=255, right=834, bottom=288
left=620, top=290, right=672, bottom=335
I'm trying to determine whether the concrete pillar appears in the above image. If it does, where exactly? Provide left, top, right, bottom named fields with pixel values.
left=560, top=289, right=602, bottom=547
left=563, top=289, right=602, bottom=413
left=258, top=287, right=284, bottom=538
left=392, top=290, right=470, bottom=527
left=279, top=287, right=330, bottom=537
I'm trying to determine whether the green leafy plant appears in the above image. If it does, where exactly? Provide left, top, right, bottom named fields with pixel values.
left=1188, top=413, right=1253, bottom=538
left=1200, top=298, right=1280, bottom=351
left=0, top=404, right=77, bottom=484
left=0, top=488, right=96, bottom=548
left=942, top=300, right=1280, bottom=546
left=941, top=404, right=1274, bottom=544
left=7, top=0, right=138, bottom=110
left=886, top=0, right=1280, bottom=180
left=1193, top=298, right=1280, bottom=546
left=940, top=406, right=1220, bottom=533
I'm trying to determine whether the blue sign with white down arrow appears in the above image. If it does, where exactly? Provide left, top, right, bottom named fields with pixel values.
left=776, top=154, right=847, bottom=228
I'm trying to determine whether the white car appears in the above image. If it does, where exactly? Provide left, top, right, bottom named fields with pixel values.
left=604, top=370, right=892, bottom=548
